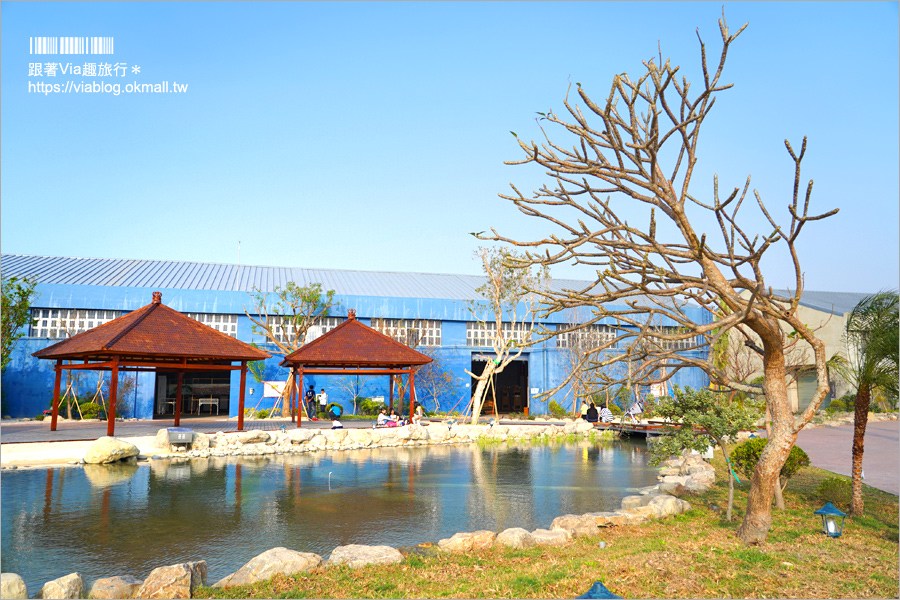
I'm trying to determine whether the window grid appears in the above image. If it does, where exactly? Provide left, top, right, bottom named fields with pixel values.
left=186, top=313, right=239, bottom=338
left=29, top=308, right=123, bottom=339
left=466, top=321, right=531, bottom=347
left=555, top=324, right=617, bottom=348
left=266, top=316, right=344, bottom=345
left=650, top=326, right=699, bottom=351
left=372, top=318, right=441, bottom=347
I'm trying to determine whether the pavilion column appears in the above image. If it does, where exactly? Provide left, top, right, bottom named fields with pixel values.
left=174, top=371, right=183, bottom=427
left=50, top=359, right=62, bottom=431
left=297, top=367, right=304, bottom=428
left=409, top=368, right=416, bottom=421
left=238, top=361, right=247, bottom=431
left=294, top=367, right=302, bottom=425
left=107, top=357, right=119, bottom=437
left=389, top=374, right=394, bottom=413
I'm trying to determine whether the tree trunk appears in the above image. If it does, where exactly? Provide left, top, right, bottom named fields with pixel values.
left=470, top=362, right=495, bottom=424
left=719, top=442, right=734, bottom=522
left=851, top=385, right=871, bottom=516
left=763, top=389, right=786, bottom=511
left=737, top=341, right=797, bottom=544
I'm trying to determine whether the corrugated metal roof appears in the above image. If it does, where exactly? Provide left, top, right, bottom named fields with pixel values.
left=772, top=289, right=875, bottom=316
left=0, top=253, right=591, bottom=302
left=3, top=255, right=871, bottom=312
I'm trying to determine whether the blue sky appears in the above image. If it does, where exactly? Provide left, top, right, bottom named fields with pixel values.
left=2, top=1, right=898, bottom=293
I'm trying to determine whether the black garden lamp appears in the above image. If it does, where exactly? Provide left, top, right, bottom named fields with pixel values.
left=814, top=502, right=847, bottom=538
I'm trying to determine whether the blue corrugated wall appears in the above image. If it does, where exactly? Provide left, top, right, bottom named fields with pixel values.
left=1, top=283, right=711, bottom=419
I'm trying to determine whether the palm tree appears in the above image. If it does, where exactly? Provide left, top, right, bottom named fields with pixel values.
left=834, top=291, right=899, bottom=515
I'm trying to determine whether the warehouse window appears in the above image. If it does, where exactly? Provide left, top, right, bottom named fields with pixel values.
left=29, top=308, right=123, bottom=339
left=372, top=318, right=441, bottom=347
left=263, top=316, right=344, bottom=345
left=466, top=321, right=531, bottom=347
left=186, top=313, right=239, bottom=338
left=554, top=324, right=617, bottom=348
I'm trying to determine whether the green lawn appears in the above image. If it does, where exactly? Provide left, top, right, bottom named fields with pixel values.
left=195, top=451, right=899, bottom=599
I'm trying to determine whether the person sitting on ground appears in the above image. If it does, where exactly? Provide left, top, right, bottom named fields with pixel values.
left=376, top=408, right=390, bottom=426
left=580, top=400, right=590, bottom=420
left=599, top=405, right=614, bottom=423
left=331, top=417, right=343, bottom=430
left=411, top=412, right=422, bottom=426
left=626, top=398, right=644, bottom=423
left=585, top=402, right=599, bottom=423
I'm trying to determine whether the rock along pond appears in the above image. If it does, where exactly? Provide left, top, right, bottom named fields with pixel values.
left=1, top=438, right=660, bottom=591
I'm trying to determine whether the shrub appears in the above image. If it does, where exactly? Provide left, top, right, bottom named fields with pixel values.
left=359, top=398, right=387, bottom=415
left=35, top=414, right=45, bottom=421
left=730, top=438, right=810, bottom=484
left=608, top=402, right=623, bottom=415
left=79, top=402, right=102, bottom=420
left=817, top=475, right=852, bottom=510
left=548, top=400, right=567, bottom=418
left=256, top=409, right=270, bottom=419
left=325, top=402, right=344, bottom=419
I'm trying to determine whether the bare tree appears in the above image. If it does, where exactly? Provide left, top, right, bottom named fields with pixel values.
left=415, top=346, right=460, bottom=413
left=244, top=282, right=336, bottom=416
left=485, top=15, right=837, bottom=543
left=465, top=247, right=549, bottom=424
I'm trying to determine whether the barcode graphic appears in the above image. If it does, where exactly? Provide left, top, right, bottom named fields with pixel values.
left=30, top=37, right=114, bottom=55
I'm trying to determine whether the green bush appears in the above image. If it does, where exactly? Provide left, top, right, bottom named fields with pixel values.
left=359, top=398, right=387, bottom=415
left=817, top=476, right=852, bottom=510
left=548, top=400, right=567, bottom=418
left=79, top=402, right=102, bottom=420
left=325, top=402, right=344, bottom=418
left=256, top=409, right=271, bottom=419
left=608, top=403, right=623, bottom=415
left=35, top=414, right=45, bottom=421
left=730, top=438, right=810, bottom=483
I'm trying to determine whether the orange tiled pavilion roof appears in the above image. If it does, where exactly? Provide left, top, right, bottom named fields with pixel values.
left=281, top=310, right=432, bottom=369
left=32, top=292, right=270, bottom=364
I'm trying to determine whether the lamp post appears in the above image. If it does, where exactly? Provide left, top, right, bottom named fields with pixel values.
left=814, top=502, right=847, bottom=538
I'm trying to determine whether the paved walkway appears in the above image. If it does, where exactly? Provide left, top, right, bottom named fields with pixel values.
left=795, top=420, right=899, bottom=496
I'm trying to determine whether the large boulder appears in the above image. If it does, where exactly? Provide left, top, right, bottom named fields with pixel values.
left=1, top=573, right=28, bottom=599
left=530, top=528, right=571, bottom=546
left=84, top=437, right=139, bottom=464
left=550, top=514, right=599, bottom=538
left=328, top=545, right=404, bottom=568
left=237, top=430, right=270, bottom=445
left=495, top=527, right=535, bottom=549
left=191, top=432, right=210, bottom=450
left=154, top=428, right=171, bottom=449
left=328, top=429, right=349, bottom=444
left=437, top=530, right=496, bottom=553
left=644, top=494, right=686, bottom=518
left=427, top=426, right=450, bottom=442
left=36, top=573, right=85, bottom=599
left=308, top=434, right=327, bottom=450
left=287, top=429, right=316, bottom=444
left=134, top=561, right=206, bottom=599
left=620, top=495, right=644, bottom=510
left=214, top=547, right=322, bottom=587
left=574, top=419, right=594, bottom=433
left=88, top=575, right=143, bottom=599
left=347, top=429, right=374, bottom=446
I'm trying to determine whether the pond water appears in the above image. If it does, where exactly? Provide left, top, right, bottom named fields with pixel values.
left=1, top=439, right=659, bottom=591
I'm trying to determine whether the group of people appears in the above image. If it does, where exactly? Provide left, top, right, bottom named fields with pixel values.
left=579, top=398, right=643, bottom=423
left=375, top=405, right=423, bottom=428
left=304, top=385, right=328, bottom=420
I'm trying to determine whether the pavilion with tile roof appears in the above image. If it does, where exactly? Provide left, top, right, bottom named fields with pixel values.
left=281, top=309, right=432, bottom=427
left=33, top=291, right=271, bottom=435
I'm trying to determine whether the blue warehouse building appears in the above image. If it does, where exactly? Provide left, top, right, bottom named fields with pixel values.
left=0, top=254, right=713, bottom=420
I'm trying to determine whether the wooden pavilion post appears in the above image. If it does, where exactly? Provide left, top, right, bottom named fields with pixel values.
left=174, top=371, right=183, bottom=427
left=296, top=367, right=304, bottom=428
left=294, top=366, right=302, bottom=426
left=107, top=356, right=119, bottom=436
left=409, top=368, right=416, bottom=421
left=389, top=374, right=394, bottom=412
left=50, top=359, right=62, bottom=431
left=238, top=361, right=247, bottom=431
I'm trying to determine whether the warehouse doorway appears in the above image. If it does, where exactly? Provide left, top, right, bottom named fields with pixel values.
left=470, top=357, right=528, bottom=414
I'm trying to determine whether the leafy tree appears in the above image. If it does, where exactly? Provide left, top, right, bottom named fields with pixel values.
left=832, top=291, right=899, bottom=515
left=244, top=282, right=336, bottom=416
left=465, top=247, right=549, bottom=424
left=650, top=386, right=762, bottom=521
left=483, top=15, right=836, bottom=543
left=1, top=275, right=38, bottom=371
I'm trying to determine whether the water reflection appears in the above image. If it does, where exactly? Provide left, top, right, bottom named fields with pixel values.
left=2, top=439, right=659, bottom=592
